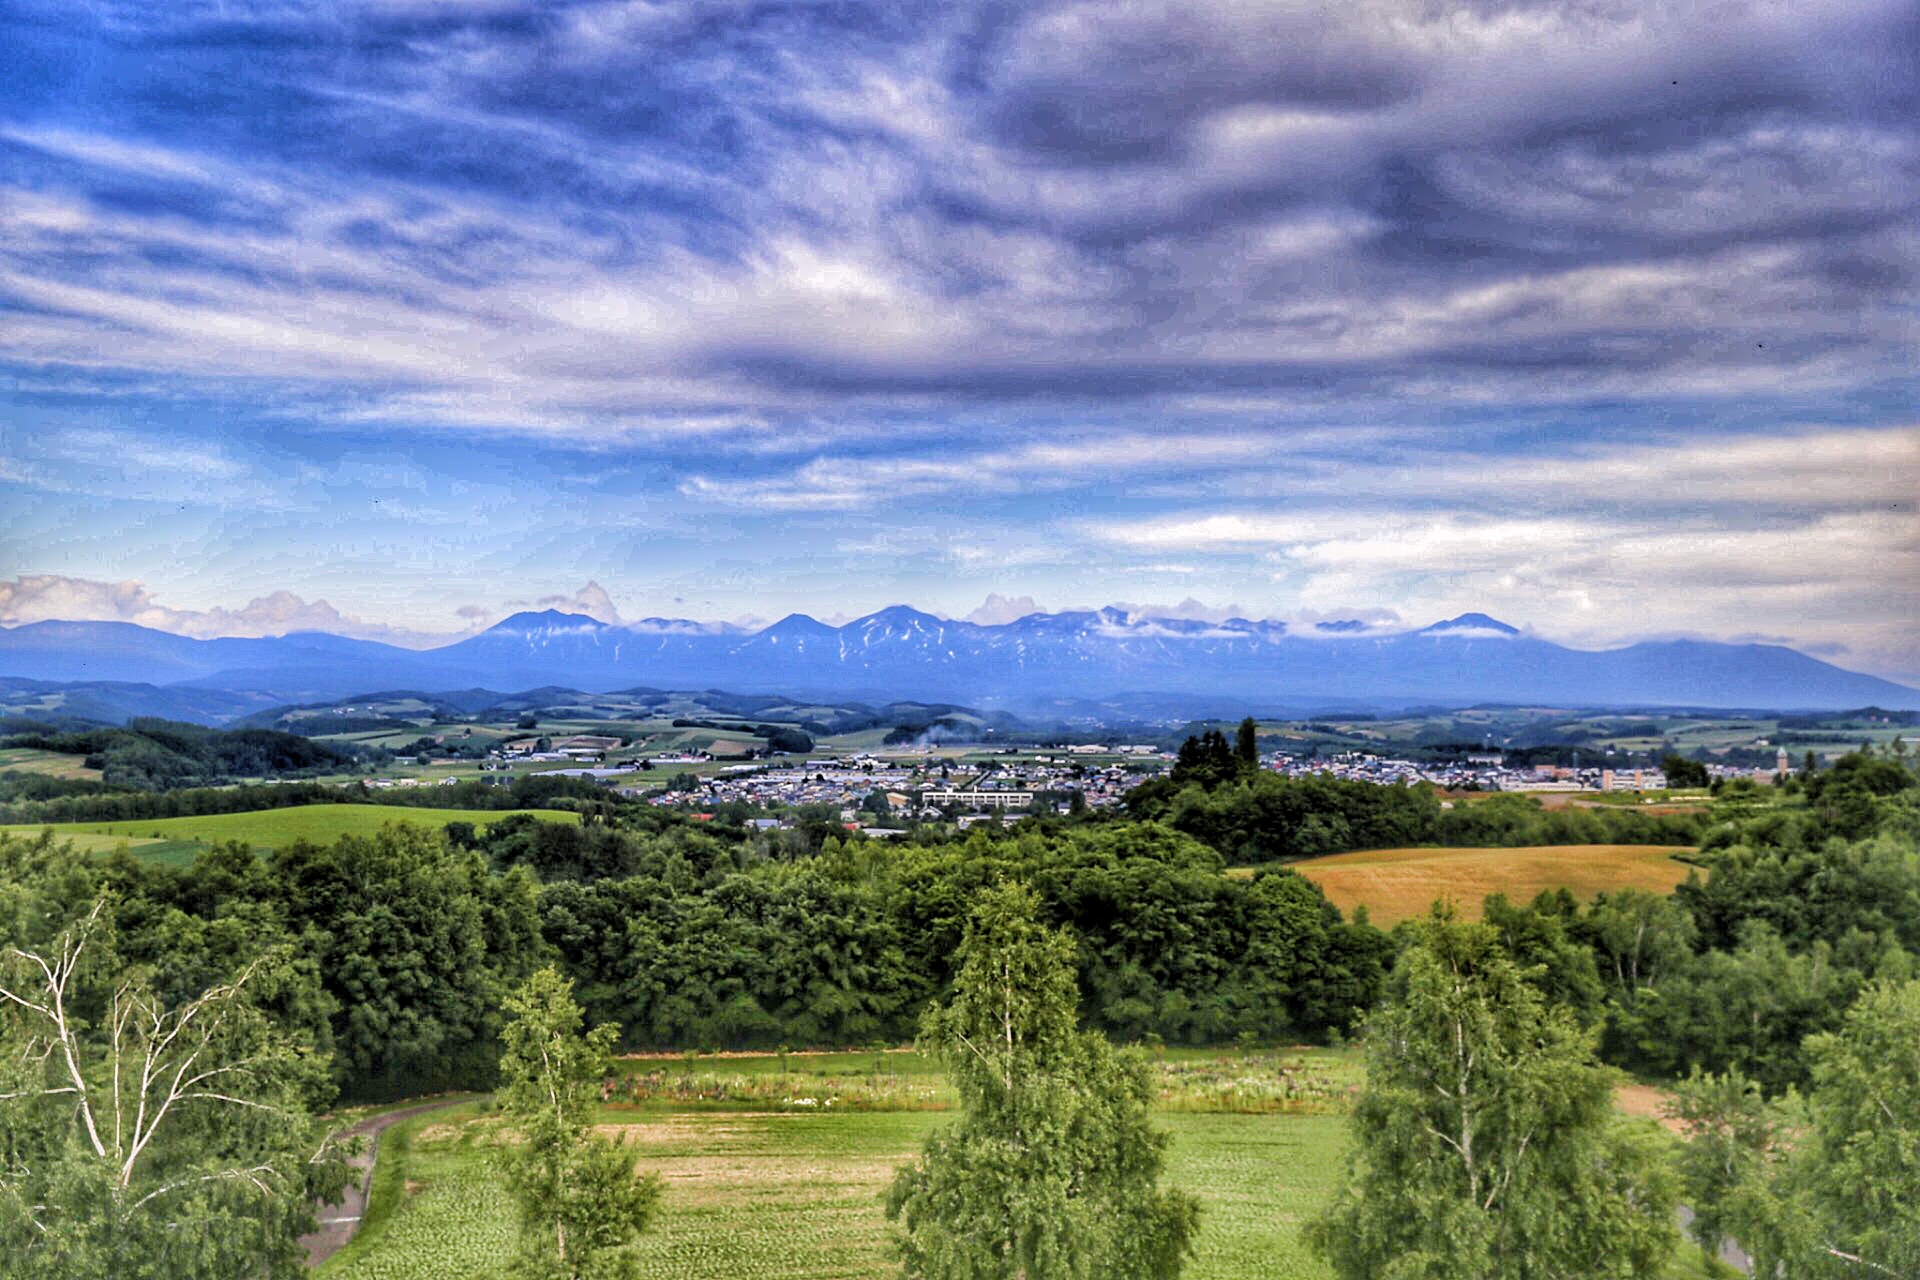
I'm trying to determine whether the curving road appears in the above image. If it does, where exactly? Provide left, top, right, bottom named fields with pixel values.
left=301, top=1098, right=470, bottom=1269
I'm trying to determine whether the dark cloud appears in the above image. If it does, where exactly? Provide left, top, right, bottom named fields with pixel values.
left=0, top=0, right=1913, bottom=421
left=974, top=3, right=1422, bottom=164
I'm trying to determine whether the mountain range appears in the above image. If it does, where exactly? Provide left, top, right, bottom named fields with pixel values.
left=1, top=607, right=1914, bottom=716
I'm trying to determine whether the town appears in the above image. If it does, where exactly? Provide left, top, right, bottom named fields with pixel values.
left=345, top=727, right=1797, bottom=832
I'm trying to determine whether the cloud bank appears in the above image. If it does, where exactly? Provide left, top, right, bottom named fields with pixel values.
left=0, top=574, right=444, bottom=645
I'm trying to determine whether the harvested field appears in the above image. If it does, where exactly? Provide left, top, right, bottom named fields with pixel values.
left=1287, top=844, right=1698, bottom=924
left=0, top=748, right=101, bottom=780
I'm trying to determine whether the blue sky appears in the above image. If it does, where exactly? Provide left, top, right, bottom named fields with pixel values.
left=0, top=0, right=1915, bottom=679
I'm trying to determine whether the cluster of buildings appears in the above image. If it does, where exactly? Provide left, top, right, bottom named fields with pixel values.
left=398, top=726, right=1790, bottom=812
left=1273, top=750, right=1784, bottom=791
left=628, top=752, right=1157, bottom=822
left=496, top=734, right=625, bottom=762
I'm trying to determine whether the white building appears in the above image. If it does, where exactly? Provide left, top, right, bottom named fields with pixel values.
left=921, top=788, right=1036, bottom=810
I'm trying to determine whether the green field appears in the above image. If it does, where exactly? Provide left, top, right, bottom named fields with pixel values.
left=604, top=1046, right=1361, bottom=1116
left=320, top=1102, right=1350, bottom=1280
left=1, top=802, right=580, bottom=865
left=323, top=1080, right=1714, bottom=1280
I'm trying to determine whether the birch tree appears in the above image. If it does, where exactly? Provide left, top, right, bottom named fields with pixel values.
left=0, top=896, right=347, bottom=1279
left=495, top=966, right=660, bottom=1280
left=886, top=882, right=1199, bottom=1279
left=1669, top=979, right=1920, bottom=1277
left=1792, top=977, right=1920, bottom=1276
left=1306, top=908, right=1677, bottom=1280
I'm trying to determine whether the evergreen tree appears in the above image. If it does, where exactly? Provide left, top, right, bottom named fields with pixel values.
left=1234, top=717, right=1260, bottom=774
left=1306, top=909, right=1676, bottom=1280
left=886, top=883, right=1199, bottom=1279
left=1170, top=731, right=1237, bottom=789
left=496, top=967, right=660, bottom=1280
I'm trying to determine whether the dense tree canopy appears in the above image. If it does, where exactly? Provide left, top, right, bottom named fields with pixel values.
left=271, top=826, right=546, bottom=1100
left=0, top=838, right=349, bottom=1279
left=1127, top=771, right=1698, bottom=864
left=539, top=822, right=1388, bottom=1052
left=1, top=720, right=359, bottom=791
left=887, top=883, right=1199, bottom=1279
left=1307, top=910, right=1677, bottom=1280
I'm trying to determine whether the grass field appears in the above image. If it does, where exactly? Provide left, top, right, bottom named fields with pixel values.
left=0, top=802, right=580, bottom=866
left=605, top=1046, right=1362, bottom=1115
left=1282, top=844, right=1698, bottom=924
left=322, top=1061, right=1716, bottom=1280
left=0, top=747, right=102, bottom=780
left=320, top=1102, right=1351, bottom=1280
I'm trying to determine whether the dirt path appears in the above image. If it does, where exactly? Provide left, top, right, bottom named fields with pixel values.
left=301, top=1098, right=470, bottom=1269
left=1614, top=1085, right=1753, bottom=1275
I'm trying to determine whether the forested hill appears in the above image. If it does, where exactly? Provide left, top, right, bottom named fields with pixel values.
left=0, top=719, right=361, bottom=792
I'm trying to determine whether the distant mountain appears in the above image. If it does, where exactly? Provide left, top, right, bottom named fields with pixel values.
left=1418, top=612, right=1523, bottom=636
left=1, top=607, right=1914, bottom=715
left=0, top=677, right=276, bottom=727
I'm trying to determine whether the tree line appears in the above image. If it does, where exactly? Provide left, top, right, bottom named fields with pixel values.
left=0, top=769, right=618, bottom=826
left=0, top=813, right=1393, bottom=1104
left=1127, top=722, right=1703, bottom=862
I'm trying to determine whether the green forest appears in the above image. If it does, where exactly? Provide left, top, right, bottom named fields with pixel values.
left=2, top=745, right=1916, bottom=1275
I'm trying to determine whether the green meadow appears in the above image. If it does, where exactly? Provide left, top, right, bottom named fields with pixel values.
left=321, top=1049, right=1718, bottom=1280
left=320, top=1102, right=1350, bottom=1280
left=0, top=802, right=580, bottom=865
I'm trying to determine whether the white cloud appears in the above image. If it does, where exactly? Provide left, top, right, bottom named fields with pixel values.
left=1075, top=425, right=1920, bottom=680
left=43, top=429, right=247, bottom=480
left=0, top=574, right=452, bottom=647
left=536, top=580, right=623, bottom=623
left=964, top=593, right=1044, bottom=625
left=1407, top=426, right=1920, bottom=511
left=679, top=431, right=1314, bottom=510
left=1082, top=597, right=1252, bottom=624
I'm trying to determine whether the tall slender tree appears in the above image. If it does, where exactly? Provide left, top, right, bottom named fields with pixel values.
left=886, top=882, right=1198, bottom=1279
left=1234, top=717, right=1260, bottom=774
left=1306, top=908, right=1677, bottom=1280
left=1666, top=1068, right=1791, bottom=1274
left=496, top=966, right=660, bottom=1280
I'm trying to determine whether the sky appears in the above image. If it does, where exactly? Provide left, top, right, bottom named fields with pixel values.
left=0, top=0, right=1915, bottom=680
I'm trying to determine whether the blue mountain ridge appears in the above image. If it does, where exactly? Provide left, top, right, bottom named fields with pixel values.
left=0, top=608, right=1913, bottom=713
